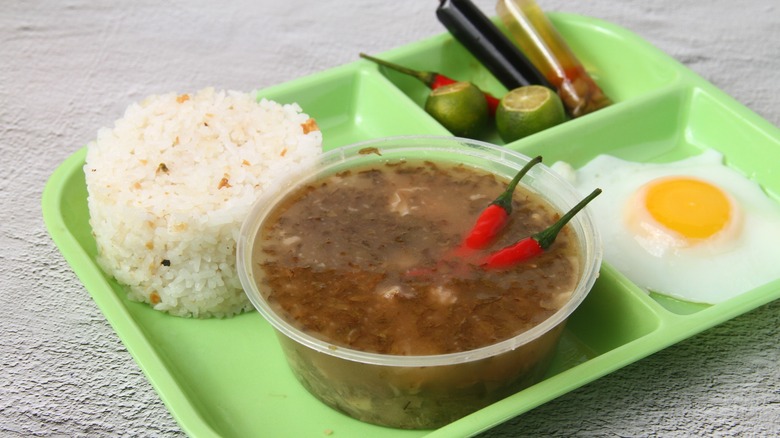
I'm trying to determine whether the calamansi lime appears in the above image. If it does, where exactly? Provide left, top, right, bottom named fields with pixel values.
left=424, top=82, right=489, bottom=138
left=496, top=85, right=566, bottom=143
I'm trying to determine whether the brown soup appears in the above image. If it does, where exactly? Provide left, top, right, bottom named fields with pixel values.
left=253, top=160, right=580, bottom=356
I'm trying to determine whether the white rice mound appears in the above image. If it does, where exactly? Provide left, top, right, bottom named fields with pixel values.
left=84, top=87, right=323, bottom=318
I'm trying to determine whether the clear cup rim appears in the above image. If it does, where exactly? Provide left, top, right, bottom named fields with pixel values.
left=237, top=135, right=602, bottom=367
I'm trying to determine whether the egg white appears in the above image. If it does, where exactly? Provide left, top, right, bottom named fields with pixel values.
left=552, top=149, right=780, bottom=304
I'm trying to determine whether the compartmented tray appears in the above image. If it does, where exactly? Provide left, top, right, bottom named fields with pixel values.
left=42, top=12, right=780, bottom=437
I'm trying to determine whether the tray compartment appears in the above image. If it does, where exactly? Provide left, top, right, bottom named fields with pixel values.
left=360, top=13, right=683, bottom=146
left=561, top=269, right=662, bottom=358
left=50, top=153, right=433, bottom=438
left=357, top=38, right=509, bottom=145
left=50, top=150, right=664, bottom=437
left=258, top=66, right=449, bottom=150
left=508, top=83, right=780, bottom=316
left=503, top=86, right=696, bottom=163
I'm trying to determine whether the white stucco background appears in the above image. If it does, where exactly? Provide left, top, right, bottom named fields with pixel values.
left=2, top=1, right=778, bottom=436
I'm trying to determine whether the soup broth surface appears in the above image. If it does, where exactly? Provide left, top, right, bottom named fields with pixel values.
left=253, top=159, right=580, bottom=355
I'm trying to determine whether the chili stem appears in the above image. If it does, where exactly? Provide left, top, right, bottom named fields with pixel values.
left=534, top=188, right=601, bottom=250
left=492, top=155, right=542, bottom=213
left=483, top=188, right=601, bottom=268
left=359, top=53, right=445, bottom=88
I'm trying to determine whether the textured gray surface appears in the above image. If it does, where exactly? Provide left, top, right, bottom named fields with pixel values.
left=1, top=0, right=778, bottom=436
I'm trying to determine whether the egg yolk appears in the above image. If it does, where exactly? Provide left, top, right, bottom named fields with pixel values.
left=643, top=177, right=731, bottom=239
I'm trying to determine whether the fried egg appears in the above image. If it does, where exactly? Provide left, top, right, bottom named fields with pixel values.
left=552, top=149, right=780, bottom=304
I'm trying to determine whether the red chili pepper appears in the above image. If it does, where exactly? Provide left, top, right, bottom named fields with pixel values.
left=462, top=156, right=542, bottom=250
left=484, top=92, right=500, bottom=115
left=482, top=188, right=602, bottom=269
left=430, top=74, right=457, bottom=89
left=359, top=52, right=501, bottom=115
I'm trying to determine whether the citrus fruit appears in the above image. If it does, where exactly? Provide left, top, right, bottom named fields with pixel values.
left=496, top=85, right=566, bottom=143
left=424, top=82, right=489, bottom=138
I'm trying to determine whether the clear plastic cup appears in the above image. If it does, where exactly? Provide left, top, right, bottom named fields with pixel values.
left=237, top=135, right=602, bottom=429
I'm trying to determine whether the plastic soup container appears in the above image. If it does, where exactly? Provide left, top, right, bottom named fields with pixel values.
left=237, top=136, right=602, bottom=429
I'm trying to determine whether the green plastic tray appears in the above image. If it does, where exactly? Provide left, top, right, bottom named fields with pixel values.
left=42, top=12, right=780, bottom=437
